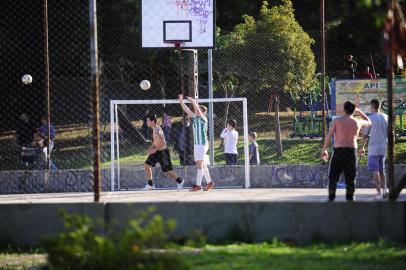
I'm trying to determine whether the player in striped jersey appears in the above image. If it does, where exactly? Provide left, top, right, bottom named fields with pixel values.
left=179, top=94, right=215, bottom=191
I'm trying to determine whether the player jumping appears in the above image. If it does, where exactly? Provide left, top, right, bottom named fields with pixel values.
left=178, top=94, right=215, bottom=191
left=143, top=114, right=185, bottom=191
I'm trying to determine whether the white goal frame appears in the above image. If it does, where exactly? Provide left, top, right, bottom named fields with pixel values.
left=110, top=98, right=250, bottom=191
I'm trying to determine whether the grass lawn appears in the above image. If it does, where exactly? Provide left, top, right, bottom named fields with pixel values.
left=1, top=242, right=405, bottom=270
left=184, top=242, right=406, bottom=270
left=107, top=137, right=406, bottom=167
left=1, top=111, right=405, bottom=170
left=1, top=134, right=406, bottom=170
left=0, top=252, right=46, bottom=270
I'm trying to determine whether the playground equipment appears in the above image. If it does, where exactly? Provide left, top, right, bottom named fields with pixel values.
left=381, top=99, right=406, bottom=137
left=291, top=91, right=331, bottom=139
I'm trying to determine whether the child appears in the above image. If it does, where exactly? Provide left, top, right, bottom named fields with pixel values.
left=220, top=119, right=238, bottom=165
left=39, top=115, right=56, bottom=152
left=249, top=132, right=260, bottom=165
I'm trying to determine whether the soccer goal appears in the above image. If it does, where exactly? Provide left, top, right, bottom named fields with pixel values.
left=110, top=98, right=250, bottom=191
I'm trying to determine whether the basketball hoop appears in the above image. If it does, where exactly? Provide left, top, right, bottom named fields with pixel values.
left=140, top=0, right=215, bottom=49
left=163, top=41, right=185, bottom=50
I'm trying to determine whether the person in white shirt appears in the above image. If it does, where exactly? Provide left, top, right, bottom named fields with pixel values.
left=220, top=119, right=238, bottom=165
left=360, top=99, right=389, bottom=199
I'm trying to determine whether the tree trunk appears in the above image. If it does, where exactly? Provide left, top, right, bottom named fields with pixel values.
left=274, top=94, right=283, bottom=157
left=389, top=173, right=406, bottom=200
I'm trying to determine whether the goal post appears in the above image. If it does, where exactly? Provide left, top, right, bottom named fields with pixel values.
left=110, top=98, right=250, bottom=191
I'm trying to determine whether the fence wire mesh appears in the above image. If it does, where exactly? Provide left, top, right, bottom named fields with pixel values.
left=0, top=0, right=404, bottom=197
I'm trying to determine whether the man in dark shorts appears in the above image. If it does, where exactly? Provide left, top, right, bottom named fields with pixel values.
left=143, top=114, right=185, bottom=191
left=321, top=101, right=371, bottom=201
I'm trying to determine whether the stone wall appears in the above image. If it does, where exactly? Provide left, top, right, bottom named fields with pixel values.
left=1, top=165, right=405, bottom=194
left=0, top=201, right=405, bottom=246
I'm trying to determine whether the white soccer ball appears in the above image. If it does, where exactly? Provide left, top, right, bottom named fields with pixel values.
left=140, top=80, right=151, bottom=90
left=22, top=74, right=33, bottom=85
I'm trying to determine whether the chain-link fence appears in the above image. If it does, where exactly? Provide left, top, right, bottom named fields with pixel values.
left=0, top=0, right=92, bottom=172
left=0, top=0, right=405, bottom=196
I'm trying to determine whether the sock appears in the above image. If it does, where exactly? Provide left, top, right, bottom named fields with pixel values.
left=176, top=177, right=183, bottom=184
left=196, top=169, right=203, bottom=186
left=147, top=180, right=153, bottom=186
left=203, top=166, right=212, bottom=184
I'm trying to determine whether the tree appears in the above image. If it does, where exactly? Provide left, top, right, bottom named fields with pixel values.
left=220, top=0, right=316, bottom=157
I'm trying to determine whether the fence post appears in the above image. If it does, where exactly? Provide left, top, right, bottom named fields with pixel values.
left=43, top=0, right=51, bottom=172
left=89, top=0, right=101, bottom=202
left=320, top=0, right=327, bottom=139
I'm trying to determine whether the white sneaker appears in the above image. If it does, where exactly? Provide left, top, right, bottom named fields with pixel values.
left=383, top=188, right=389, bottom=199
left=142, top=184, right=155, bottom=191
left=374, top=194, right=383, bottom=200
left=177, top=179, right=185, bottom=191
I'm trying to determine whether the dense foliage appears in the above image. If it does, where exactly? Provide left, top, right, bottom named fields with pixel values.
left=41, top=209, right=189, bottom=270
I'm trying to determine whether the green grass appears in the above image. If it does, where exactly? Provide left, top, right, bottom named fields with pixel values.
left=183, top=242, right=406, bottom=270
left=2, top=136, right=406, bottom=170
left=111, top=137, right=406, bottom=167
left=1, top=242, right=406, bottom=270
left=0, top=253, right=46, bottom=270
left=1, top=111, right=406, bottom=170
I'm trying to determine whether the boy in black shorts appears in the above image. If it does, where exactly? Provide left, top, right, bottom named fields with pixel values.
left=143, top=114, right=185, bottom=191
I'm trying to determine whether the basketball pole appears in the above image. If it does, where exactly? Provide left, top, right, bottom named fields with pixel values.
left=208, top=49, right=215, bottom=165
left=89, top=0, right=101, bottom=202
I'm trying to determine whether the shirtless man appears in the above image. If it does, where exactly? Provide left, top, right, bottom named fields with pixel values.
left=143, top=114, right=185, bottom=190
left=321, top=101, right=371, bottom=201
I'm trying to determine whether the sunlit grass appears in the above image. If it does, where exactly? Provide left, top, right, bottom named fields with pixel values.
left=2, top=241, right=405, bottom=270
left=1, top=111, right=405, bottom=170
left=184, top=242, right=406, bottom=270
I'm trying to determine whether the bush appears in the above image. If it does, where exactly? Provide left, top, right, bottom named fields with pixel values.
left=41, top=208, right=189, bottom=270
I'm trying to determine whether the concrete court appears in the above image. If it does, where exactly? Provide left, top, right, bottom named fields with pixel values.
left=1, top=188, right=406, bottom=245
left=0, top=188, right=405, bottom=203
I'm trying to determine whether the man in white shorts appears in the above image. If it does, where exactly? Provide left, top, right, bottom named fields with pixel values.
left=179, top=94, right=215, bottom=192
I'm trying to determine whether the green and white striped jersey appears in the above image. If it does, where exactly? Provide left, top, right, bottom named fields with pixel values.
left=192, top=114, right=208, bottom=145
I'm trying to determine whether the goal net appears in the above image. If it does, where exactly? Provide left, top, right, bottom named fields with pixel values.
left=110, top=98, right=250, bottom=191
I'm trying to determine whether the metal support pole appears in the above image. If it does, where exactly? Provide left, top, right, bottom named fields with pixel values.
left=386, top=0, right=396, bottom=197
left=193, top=50, right=199, bottom=98
left=115, top=104, right=121, bottom=190
left=320, top=0, right=327, bottom=139
left=89, top=0, right=101, bottom=202
left=43, top=0, right=51, bottom=171
left=208, top=49, right=215, bottom=165
left=187, top=50, right=198, bottom=163
left=179, top=49, right=189, bottom=164
left=243, top=99, right=250, bottom=188
left=110, top=101, right=115, bottom=192
left=387, top=53, right=395, bottom=193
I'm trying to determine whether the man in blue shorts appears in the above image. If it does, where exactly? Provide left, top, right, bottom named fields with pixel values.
left=361, top=99, right=389, bottom=199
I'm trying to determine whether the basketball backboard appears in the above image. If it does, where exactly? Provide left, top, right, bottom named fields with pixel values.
left=141, top=0, right=215, bottom=49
